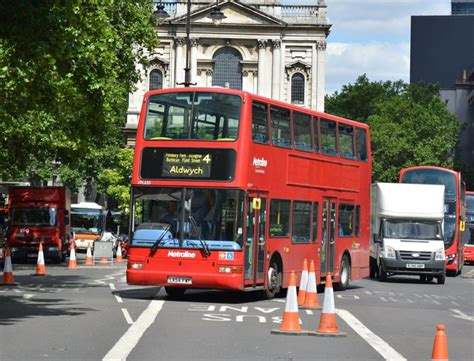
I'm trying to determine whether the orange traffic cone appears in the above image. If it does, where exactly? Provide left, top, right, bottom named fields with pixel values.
left=2, top=248, right=16, bottom=285
left=116, top=242, right=123, bottom=263
left=432, top=324, right=449, bottom=361
left=271, top=271, right=305, bottom=335
left=310, top=273, right=346, bottom=337
left=68, top=244, right=77, bottom=269
left=301, top=260, right=321, bottom=309
left=100, top=257, right=109, bottom=264
left=84, top=245, right=93, bottom=266
left=35, top=243, right=47, bottom=276
left=297, top=259, right=308, bottom=306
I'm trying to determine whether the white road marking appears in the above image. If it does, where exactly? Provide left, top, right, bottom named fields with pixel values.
left=450, top=309, right=474, bottom=322
left=109, top=283, right=116, bottom=290
left=121, top=308, right=134, bottom=325
left=336, top=309, right=407, bottom=361
left=22, top=294, right=35, bottom=299
left=115, top=295, right=123, bottom=303
left=103, top=292, right=164, bottom=361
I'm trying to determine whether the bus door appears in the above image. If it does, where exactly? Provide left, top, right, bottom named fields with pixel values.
left=244, top=193, right=267, bottom=287
left=320, top=198, right=337, bottom=275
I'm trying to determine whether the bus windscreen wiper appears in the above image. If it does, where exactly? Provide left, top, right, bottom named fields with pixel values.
left=150, top=224, right=171, bottom=255
left=188, top=215, right=211, bottom=256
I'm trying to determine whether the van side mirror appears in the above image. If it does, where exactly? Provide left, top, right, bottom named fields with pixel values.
left=373, top=234, right=381, bottom=244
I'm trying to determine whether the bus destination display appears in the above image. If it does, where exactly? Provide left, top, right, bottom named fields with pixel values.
left=162, top=152, right=212, bottom=178
left=140, top=147, right=236, bottom=181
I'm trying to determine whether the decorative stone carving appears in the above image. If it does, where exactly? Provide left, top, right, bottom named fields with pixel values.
left=190, top=38, right=199, bottom=47
left=206, top=69, right=213, bottom=76
left=175, top=37, right=186, bottom=47
left=285, top=61, right=311, bottom=81
left=272, top=40, right=281, bottom=49
left=257, top=39, right=267, bottom=49
left=317, top=40, right=327, bottom=51
left=146, top=58, right=169, bottom=78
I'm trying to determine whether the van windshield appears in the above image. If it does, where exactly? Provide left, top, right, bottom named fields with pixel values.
left=383, top=220, right=442, bottom=240
left=12, top=207, right=57, bottom=227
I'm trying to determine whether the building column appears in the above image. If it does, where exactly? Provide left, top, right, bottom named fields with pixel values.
left=175, top=37, right=186, bottom=86
left=190, top=38, right=199, bottom=85
left=257, top=39, right=266, bottom=95
left=316, top=40, right=326, bottom=111
left=272, top=40, right=281, bottom=100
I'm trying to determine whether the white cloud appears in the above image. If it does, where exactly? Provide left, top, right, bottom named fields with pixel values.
left=326, top=42, right=410, bottom=94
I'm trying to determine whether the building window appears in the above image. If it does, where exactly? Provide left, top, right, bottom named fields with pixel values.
left=291, top=73, right=305, bottom=104
left=149, top=69, right=163, bottom=90
left=212, top=47, right=243, bottom=90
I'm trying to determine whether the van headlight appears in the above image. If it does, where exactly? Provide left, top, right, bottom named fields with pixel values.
left=435, top=248, right=445, bottom=261
left=384, top=246, right=396, bottom=259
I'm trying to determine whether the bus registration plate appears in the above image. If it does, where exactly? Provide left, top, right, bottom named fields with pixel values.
left=406, top=264, right=425, bottom=269
left=168, top=276, right=192, bottom=285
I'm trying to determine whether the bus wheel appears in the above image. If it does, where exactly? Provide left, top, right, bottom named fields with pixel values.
left=336, top=255, right=351, bottom=291
left=263, top=262, right=281, bottom=300
left=164, top=287, right=186, bottom=299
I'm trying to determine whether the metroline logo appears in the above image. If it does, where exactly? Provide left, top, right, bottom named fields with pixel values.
left=252, top=157, right=268, bottom=167
left=167, top=250, right=197, bottom=258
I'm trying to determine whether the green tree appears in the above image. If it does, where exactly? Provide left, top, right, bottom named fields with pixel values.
left=0, top=1, right=158, bottom=188
left=326, top=77, right=461, bottom=182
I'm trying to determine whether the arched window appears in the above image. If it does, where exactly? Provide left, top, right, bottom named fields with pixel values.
left=212, top=47, right=242, bottom=90
left=291, top=73, right=305, bottom=104
left=149, top=69, right=163, bottom=90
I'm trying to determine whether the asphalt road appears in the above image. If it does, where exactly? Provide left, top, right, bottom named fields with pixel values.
left=1, top=257, right=473, bottom=361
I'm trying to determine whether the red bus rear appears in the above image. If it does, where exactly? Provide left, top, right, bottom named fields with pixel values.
left=127, top=87, right=372, bottom=297
left=400, top=166, right=466, bottom=275
left=465, top=191, right=474, bottom=264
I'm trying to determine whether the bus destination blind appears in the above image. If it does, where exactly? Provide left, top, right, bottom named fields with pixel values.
left=140, top=147, right=236, bottom=181
left=162, top=152, right=212, bottom=178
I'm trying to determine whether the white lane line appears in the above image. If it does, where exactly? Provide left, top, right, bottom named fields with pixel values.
left=121, top=308, right=134, bottom=325
left=115, top=295, right=123, bottom=303
left=336, top=309, right=407, bottom=361
left=109, top=283, right=116, bottom=290
left=450, top=309, right=474, bottom=322
left=103, top=296, right=164, bottom=361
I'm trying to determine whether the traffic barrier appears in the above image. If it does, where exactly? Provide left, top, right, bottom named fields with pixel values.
left=35, top=242, right=47, bottom=276
left=68, top=244, right=77, bottom=269
left=301, top=260, right=321, bottom=309
left=309, top=273, right=346, bottom=337
left=432, top=324, right=448, bottom=361
left=271, top=271, right=305, bottom=335
left=116, top=242, right=123, bottom=263
left=85, top=245, right=93, bottom=266
left=1, top=248, right=16, bottom=285
left=297, top=258, right=308, bottom=306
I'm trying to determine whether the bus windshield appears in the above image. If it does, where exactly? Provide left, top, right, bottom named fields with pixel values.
left=133, top=187, right=244, bottom=251
left=465, top=226, right=474, bottom=245
left=144, top=92, right=242, bottom=141
left=71, top=208, right=103, bottom=234
left=467, top=194, right=474, bottom=214
left=12, top=207, right=57, bottom=227
left=401, top=169, right=457, bottom=200
left=383, top=220, right=442, bottom=240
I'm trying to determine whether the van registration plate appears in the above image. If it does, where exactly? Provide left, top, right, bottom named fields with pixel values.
left=406, top=263, right=425, bottom=269
left=167, top=276, right=192, bottom=285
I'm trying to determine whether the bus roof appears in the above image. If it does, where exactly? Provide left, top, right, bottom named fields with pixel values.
left=71, top=202, right=103, bottom=210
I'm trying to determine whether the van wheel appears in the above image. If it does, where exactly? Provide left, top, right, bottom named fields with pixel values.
left=378, top=263, right=387, bottom=282
left=335, top=255, right=350, bottom=291
left=263, top=261, right=282, bottom=300
left=369, top=257, right=377, bottom=278
left=437, top=274, right=446, bottom=284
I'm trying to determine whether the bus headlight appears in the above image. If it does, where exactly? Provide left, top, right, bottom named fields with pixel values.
left=435, top=248, right=445, bottom=261
left=130, top=262, right=144, bottom=270
left=446, top=254, right=456, bottom=264
left=384, top=246, right=396, bottom=259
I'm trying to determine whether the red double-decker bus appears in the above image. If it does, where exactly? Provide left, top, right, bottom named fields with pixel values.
left=400, top=166, right=466, bottom=276
left=126, top=87, right=372, bottom=298
left=464, top=191, right=474, bottom=264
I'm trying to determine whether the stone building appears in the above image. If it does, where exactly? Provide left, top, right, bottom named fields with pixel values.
left=124, top=0, right=330, bottom=145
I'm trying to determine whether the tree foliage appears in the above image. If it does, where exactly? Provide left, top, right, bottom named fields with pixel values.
left=0, top=0, right=157, bottom=191
left=325, top=75, right=461, bottom=182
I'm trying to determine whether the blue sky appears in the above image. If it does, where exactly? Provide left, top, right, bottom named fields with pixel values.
left=283, top=0, right=451, bottom=94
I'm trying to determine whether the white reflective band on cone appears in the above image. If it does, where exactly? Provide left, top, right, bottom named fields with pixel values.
left=322, top=287, right=336, bottom=313
left=285, top=286, right=298, bottom=312
left=299, top=269, right=308, bottom=290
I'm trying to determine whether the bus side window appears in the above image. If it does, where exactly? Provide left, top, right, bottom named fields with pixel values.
left=252, top=101, right=269, bottom=144
left=312, top=202, right=319, bottom=243
left=355, top=205, right=361, bottom=236
left=355, top=128, right=368, bottom=161
left=338, top=204, right=355, bottom=237
left=293, top=112, right=312, bottom=152
left=269, top=199, right=290, bottom=237
left=292, top=201, right=311, bottom=243
left=339, top=124, right=355, bottom=159
left=270, top=106, right=291, bottom=148
left=313, top=117, right=320, bottom=153
left=320, top=118, right=338, bottom=156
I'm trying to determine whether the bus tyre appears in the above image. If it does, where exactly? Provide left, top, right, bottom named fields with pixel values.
left=263, top=261, right=281, bottom=300
left=437, top=274, right=446, bottom=285
left=164, top=287, right=186, bottom=299
left=335, top=255, right=351, bottom=291
left=378, top=263, right=387, bottom=282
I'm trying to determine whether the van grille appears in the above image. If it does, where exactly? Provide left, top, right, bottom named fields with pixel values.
left=399, top=251, right=432, bottom=261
